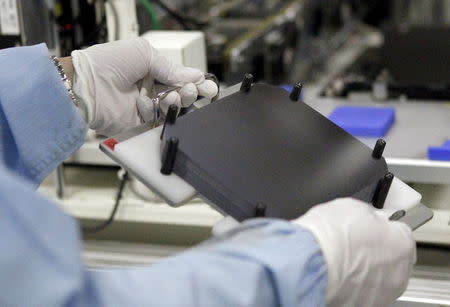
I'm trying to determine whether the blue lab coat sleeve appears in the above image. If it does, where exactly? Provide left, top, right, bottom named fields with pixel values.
left=0, top=44, right=87, bottom=186
left=0, top=167, right=327, bottom=307
left=0, top=44, right=327, bottom=306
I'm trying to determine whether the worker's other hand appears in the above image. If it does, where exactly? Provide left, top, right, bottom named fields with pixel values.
left=71, top=38, right=218, bottom=136
left=294, top=198, right=416, bottom=307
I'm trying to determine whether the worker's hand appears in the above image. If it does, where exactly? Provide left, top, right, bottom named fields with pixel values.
left=212, top=215, right=240, bottom=236
left=71, top=38, right=218, bottom=136
left=294, top=198, right=416, bottom=307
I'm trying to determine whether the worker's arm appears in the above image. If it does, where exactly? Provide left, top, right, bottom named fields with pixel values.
left=0, top=40, right=218, bottom=185
left=0, top=43, right=324, bottom=305
left=0, top=165, right=415, bottom=307
left=0, top=44, right=87, bottom=185
left=0, top=166, right=326, bottom=306
left=0, top=42, right=414, bottom=306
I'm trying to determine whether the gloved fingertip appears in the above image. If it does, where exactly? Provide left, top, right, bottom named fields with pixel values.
left=373, top=210, right=389, bottom=221
left=168, top=66, right=204, bottom=86
left=212, top=216, right=240, bottom=236
left=160, top=91, right=182, bottom=115
left=179, top=83, right=198, bottom=107
left=184, top=67, right=205, bottom=83
left=391, top=219, right=413, bottom=235
left=198, top=80, right=219, bottom=98
left=140, top=87, right=148, bottom=97
left=136, top=93, right=155, bottom=124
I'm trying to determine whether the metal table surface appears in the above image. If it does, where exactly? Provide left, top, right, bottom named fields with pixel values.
left=295, top=27, right=450, bottom=185
left=303, top=94, right=450, bottom=184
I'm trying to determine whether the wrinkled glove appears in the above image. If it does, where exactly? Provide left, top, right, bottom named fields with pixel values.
left=213, top=198, right=416, bottom=306
left=71, top=37, right=218, bottom=136
left=294, top=198, right=416, bottom=307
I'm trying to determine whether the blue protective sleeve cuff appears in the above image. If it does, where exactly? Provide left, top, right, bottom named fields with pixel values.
left=0, top=44, right=87, bottom=185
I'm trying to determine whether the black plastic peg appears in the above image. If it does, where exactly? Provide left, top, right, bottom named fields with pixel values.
left=160, top=104, right=179, bottom=140
left=372, top=139, right=386, bottom=159
left=289, top=82, right=303, bottom=101
left=372, top=172, right=394, bottom=209
left=240, top=73, right=254, bottom=92
left=254, top=203, right=267, bottom=217
left=166, top=104, right=179, bottom=124
left=160, top=137, right=179, bottom=175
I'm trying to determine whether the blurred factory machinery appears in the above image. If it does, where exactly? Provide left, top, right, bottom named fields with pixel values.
left=4, top=0, right=448, bottom=87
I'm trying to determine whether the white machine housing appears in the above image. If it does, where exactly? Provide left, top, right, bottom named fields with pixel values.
left=141, top=31, right=207, bottom=72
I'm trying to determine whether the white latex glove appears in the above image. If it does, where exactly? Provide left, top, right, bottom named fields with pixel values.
left=294, top=198, right=416, bottom=307
left=212, top=215, right=240, bottom=236
left=71, top=38, right=218, bottom=136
